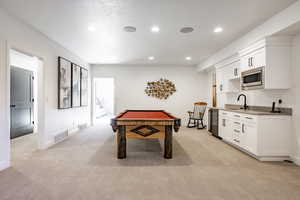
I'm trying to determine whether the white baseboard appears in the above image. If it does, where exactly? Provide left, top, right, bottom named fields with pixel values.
left=291, top=156, right=300, bottom=166
left=69, top=127, right=79, bottom=135
left=0, top=160, right=10, bottom=171
left=40, top=124, right=89, bottom=150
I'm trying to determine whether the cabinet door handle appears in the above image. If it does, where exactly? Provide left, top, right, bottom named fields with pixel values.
left=220, top=84, right=223, bottom=91
left=234, top=68, right=237, bottom=76
left=234, top=122, right=240, bottom=125
left=223, top=119, right=226, bottom=127
left=234, top=129, right=240, bottom=133
left=242, top=124, right=245, bottom=133
left=246, top=117, right=253, bottom=120
left=234, top=139, right=240, bottom=143
left=10, top=105, right=16, bottom=108
left=251, top=57, right=254, bottom=67
left=234, top=115, right=240, bottom=117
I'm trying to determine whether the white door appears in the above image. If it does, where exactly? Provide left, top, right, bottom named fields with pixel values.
left=242, top=122, right=258, bottom=154
left=218, top=115, right=226, bottom=139
left=252, top=48, right=266, bottom=68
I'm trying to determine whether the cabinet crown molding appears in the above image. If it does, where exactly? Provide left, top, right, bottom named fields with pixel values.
left=215, top=53, right=240, bottom=69
left=239, top=36, right=291, bottom=57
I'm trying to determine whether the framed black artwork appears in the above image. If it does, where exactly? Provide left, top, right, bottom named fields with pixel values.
left=58, top=57, right=72, bottom=109
left=80, top=68, right=88, bottom=106
left=71, top=63, right=81, bottom=107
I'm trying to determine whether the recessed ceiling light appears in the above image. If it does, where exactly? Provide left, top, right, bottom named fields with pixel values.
left=88, top=24, right=96, bottom=32
left=151, top=26, right=160, bottom=33
left=124, top=26, right=137, bottom=32
left=185, top=56, right=192, bottom=61
left=180, top=27, right=194, bottom=33
left=214, top=27, right=223, bottom=33
left=148, top=56, right=155, bottom=60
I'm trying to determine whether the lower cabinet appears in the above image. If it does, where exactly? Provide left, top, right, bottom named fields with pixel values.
left=219, top=111, right=232, bottom=142
left=242, top=121, right=257, bottom=155
left=218, top=111, right=291, bottom=161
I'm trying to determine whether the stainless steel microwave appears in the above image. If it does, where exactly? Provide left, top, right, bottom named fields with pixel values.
left=241, top=67, right=265, bottom=90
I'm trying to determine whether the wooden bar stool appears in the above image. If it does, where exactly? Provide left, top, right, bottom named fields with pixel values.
left=187, top=102, right=207, bottom=129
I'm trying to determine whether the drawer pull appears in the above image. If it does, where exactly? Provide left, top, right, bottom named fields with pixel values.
left=246, top=117, right=253, bottom=120
left=234, top=115, right=240, bottom=117
left=234, top=122, right=240, bottom=125
left=234, top=129, right=240, bottom=133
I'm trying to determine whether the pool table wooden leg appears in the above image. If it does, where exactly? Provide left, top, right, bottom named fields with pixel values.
left=117, top=125, right=126, bottom=159
left=164, top=125, right=173, bottom=159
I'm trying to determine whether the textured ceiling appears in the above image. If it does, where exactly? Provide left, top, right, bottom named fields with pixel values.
left=0, top=0, right=297, bottom=65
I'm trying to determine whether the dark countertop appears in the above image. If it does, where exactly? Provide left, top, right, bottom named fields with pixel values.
left=209, top=105, right=292, bottom=116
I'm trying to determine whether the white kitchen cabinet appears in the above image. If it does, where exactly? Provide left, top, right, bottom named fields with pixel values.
left=218, top=111, right=291, bottom=161
left=241, top=116, right=258, bottom=155
left=216, top=66, right=228, bottom=93
left=228, top=61, right=241, bottom=80
left=239, top=36, right=291, bottom=89
left=218, top=111, right=231, bottom=141
left=240, top=47, right=266, bottom=72
left=215, top=58, right=240, bottom=95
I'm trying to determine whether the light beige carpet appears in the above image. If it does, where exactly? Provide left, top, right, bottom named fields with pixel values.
left=1, top=119, right=300, bottom=200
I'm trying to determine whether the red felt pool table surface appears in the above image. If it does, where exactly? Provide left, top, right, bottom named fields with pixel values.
left=118, top=110, right=173, bottom=119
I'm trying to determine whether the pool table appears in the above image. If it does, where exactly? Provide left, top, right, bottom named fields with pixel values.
left=111, top=110, right=181, bottom=159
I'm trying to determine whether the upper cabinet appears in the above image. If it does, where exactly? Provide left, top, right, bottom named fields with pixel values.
left=240, top=47, right=266, bottom=72
left=239, top=37, right=291, bottom=89
left=215, top=55, right=241, bottom=94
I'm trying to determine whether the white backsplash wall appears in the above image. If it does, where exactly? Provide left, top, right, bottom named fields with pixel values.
left=225, top=89, right=292, bottom=108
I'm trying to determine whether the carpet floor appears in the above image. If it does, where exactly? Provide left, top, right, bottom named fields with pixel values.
left=1, top=118, right=300, bottom=200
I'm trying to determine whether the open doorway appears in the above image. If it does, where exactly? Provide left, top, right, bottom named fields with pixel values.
left=9, top=49, right=40, bottom=163
left=93, top=78, right=115, bottom=124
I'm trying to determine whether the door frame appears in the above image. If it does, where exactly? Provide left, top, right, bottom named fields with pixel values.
left=5, top=43, right=45, bottom=151
left=91, top=77, right=115, bottom=125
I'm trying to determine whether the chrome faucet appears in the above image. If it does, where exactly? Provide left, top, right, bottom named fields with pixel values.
left=237, top=94, right=248, bottom=110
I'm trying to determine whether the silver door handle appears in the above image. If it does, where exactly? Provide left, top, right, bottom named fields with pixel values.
left=234, top=139, right=240, bottom=143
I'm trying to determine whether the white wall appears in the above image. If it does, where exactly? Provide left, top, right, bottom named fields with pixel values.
left=0, top=37, right=10, bottom=171
left=0, top=8, right=90, bottom=170
left=290, top=34, right=300, bottom=163
left=92, top=65, right=209, bottom=124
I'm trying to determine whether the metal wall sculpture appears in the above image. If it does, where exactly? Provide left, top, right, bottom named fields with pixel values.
left=145, top=78, right=176, bottom=99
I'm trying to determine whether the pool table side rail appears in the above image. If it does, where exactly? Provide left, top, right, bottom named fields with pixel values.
left=111, top=110, right=181, bottom=132
left=116, top=110, right=177, bottom=119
